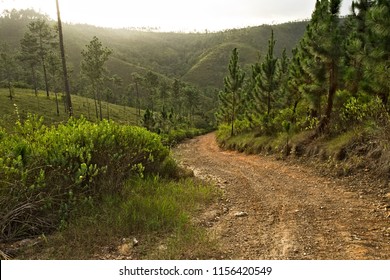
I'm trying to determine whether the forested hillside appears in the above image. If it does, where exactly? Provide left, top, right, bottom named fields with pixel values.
left=0, top=8, right=307, bottom=105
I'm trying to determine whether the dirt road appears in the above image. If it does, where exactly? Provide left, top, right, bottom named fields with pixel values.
left=173, top=133, right=390, bottom=259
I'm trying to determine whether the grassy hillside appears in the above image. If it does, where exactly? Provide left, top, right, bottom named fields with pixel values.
left=0, top=88, right=140, bottom=131
left=182, top=22, right=308, bottom=88
left=183, top=42, right=258, bottom=89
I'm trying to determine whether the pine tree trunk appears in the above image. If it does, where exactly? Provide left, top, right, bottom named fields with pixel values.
left=94, top=89, right=99, bottom=119
left=231, top=92, right=236, bottom=136
left=267, top=91, right=271, bottom=116
left=135, top=80, right=141, bottom=124
left=56, top=0, right=72, bottom=117
left=8, top=80, right=13, bottom=100
left=55, top=91, right=60, bottom=116
left=98, top=95, right=103, bottom=121
left=41, top=57, right=50, bottom=97
left=87, top=101, right=91, bottom=119
left=317, top=61, right=337, bottom=134
left=32, top=65, right=38, bottom=96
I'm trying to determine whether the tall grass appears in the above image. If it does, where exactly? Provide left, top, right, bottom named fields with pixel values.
left=15, top=177, right=219, bottom=259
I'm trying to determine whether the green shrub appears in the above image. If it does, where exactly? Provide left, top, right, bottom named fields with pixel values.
left=0, top=115, right=170, bottom=241
left=340, top=95, right=384, bottom=128
left=161, top=128, right=205, bottom=147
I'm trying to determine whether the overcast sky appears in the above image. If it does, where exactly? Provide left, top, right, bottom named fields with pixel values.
left=1, top=0, right=354, bottom=32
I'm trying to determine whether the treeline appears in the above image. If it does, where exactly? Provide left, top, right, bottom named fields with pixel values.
left=216, top=0, right=389, bottom=142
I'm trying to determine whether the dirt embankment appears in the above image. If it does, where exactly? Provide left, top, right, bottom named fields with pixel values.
left=173, top=133, right=390, bottom=259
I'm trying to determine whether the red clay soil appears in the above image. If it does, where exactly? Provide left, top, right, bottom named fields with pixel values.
left=173, top=133, right=390, bottom=259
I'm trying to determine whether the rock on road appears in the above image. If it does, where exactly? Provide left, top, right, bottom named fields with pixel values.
left=173, top=133, right=390, bottom=259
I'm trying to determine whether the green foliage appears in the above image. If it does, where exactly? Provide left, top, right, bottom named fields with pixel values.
left=0, top=43, right=18, bottom=100
left=253, top=30, right=281, bottom=116
left=0, top=88, right=139, bottom=132
left=0, top=115, right=170, bottom=241
left=216, top=48, right=245, bottom=136
left=340, top=95, right=384, bottom=126
left=22, top=18, right=57, bottom=97
left=81, top=36, right=112, bottom=121
left=0, top=9, right=311, bottom=131
left=217, top=0, right=389, bottom=151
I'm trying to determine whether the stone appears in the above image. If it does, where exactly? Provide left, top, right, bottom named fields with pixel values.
left=234, top=211, right=248, bottom=217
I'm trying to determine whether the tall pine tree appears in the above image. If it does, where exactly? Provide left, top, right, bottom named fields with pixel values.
left=216, top=48, right=245, bottom=136
left=366, top=0, right=390, bottom=109
left=254, top=30, right=280, bottom=117
left=81, top=36, right=112, bottom=121
left=298, top=0, right=343, bottom=134
left=26, top=19, right=57, bottom=97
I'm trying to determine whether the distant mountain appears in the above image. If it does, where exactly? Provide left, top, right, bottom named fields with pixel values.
left=0, top=9, right=308, bottom=90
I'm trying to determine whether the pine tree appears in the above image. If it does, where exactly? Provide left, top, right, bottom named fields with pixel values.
left=144, top=71, right=159, bottom=112
left=172, top=78, right=184, bottom=116
left=286, top=47, right=305, bottom=123
left=81, top=36, right=112, bottom=121
left=365, top=0, right=390, bottom=109
left=19, top=32, right=40, bottom=96
left=343, top=0, right=374, bottom=96
left=298, top=0, right=343, bottom=134
left=26, top=19, right=57, bottom=97
left=0, top=43, right=17, bottom=100
left=242, top=54, right=261, bottom=124
left=131, top=73, right=143, bottom=124
left=183, top=85, right=200, bottom=123
left=255, top=30, right=279, bottom=117
left=46, top=49, right=62, bottom=115
left=216, top=48, right=245, bottom=136
left=56, top=0, right=72, bottom=117
left=277, top=48, right=290, bottom=109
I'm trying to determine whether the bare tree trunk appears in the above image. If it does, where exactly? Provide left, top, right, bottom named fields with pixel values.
left=41, top=55, right=50, bottom=97
left=7, top=80, right=13, bottom=100
left=98, top=97, right=103, bottom=121
left=231, top=92, right=235, bottom=137
left=55, top=91, right=60, bottom=116
left=106, top=102, right=110, bottom=120
left=87, top=101, right=91, bottom=119
left=32, top=65, right=38, bottom=96
left=94, top=89, right=99, bottom=119
left=56, top=0, right=72, bottom=117
left=135, top=79, right=141, bottom=124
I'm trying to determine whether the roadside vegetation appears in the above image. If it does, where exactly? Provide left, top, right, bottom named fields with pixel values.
left=216, top=0, right=390, bottom=182
left=0, top=112, right=219, bottom=259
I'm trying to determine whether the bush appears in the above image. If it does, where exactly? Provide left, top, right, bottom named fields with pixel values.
left=0, top=115, right=170, bottom=241
left=161, top=128, right=205, bottom=147
left=340, top=95, right=384, bottom=127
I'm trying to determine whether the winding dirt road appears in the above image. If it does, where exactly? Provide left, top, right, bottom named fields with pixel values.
left=173, top=133, right=390, bottom=259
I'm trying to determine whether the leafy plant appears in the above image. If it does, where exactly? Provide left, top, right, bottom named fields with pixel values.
left=0, top=115, right=170, bottom=241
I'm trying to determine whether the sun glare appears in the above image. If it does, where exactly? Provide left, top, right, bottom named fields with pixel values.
left=1, top=0, right=354, bottom=32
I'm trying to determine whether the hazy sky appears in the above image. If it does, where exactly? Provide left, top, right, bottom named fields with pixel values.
left=1, top=0, right=354, bottom=32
